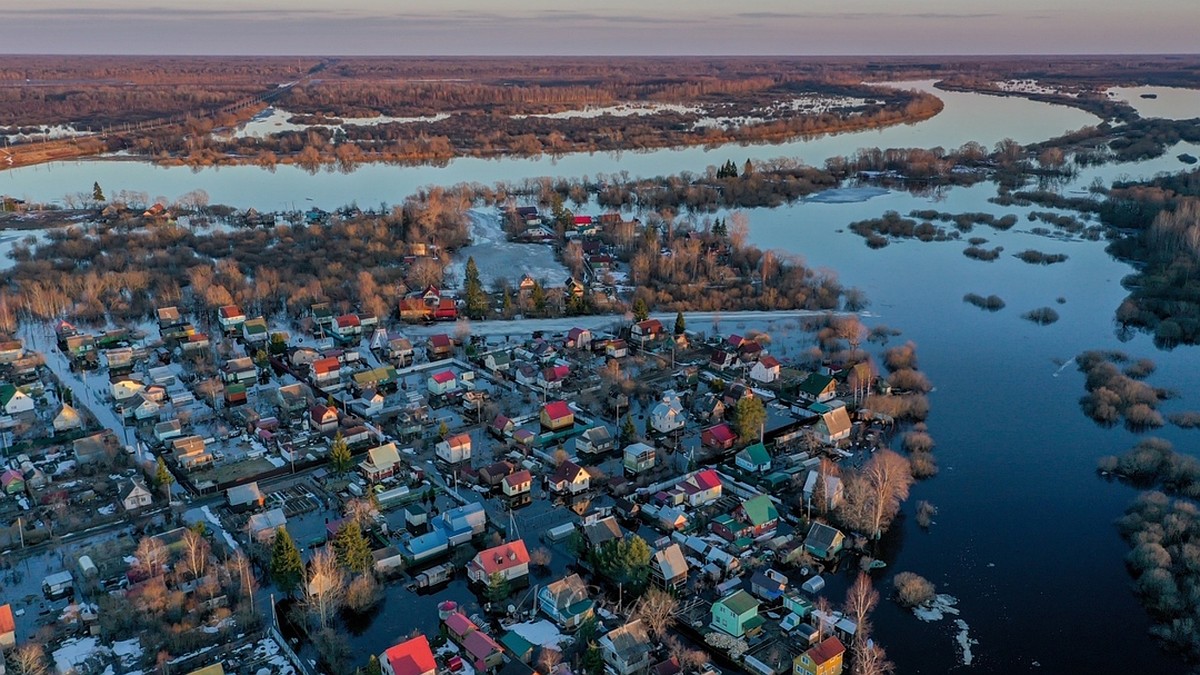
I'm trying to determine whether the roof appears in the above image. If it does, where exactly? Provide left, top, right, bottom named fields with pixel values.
left=819, top=407, right=853, bottom=437
left=604, top=620, right=651, bottom=659
left=543, top=400, right=573, bottom=420
left=703, top=423, right=735, bottom=444
left=430, top=370, right=456, bottom=384
left=463, top=629, right=503, bottom=660
left=550, top=460, right=587, bottom=484
left=384, top=636, right=437, bottom=675
left=445, top=433, right=471, bottom=449
left=367, top=443, right=401, bottom=468
left=688, top=469, right=722, bottom=492
left=582, top=516, right=623, bottom=548
left=445, top=611, right=476, bottom=635
left=758, top=355, right=781, bottom=369
left=430, top=334, right=452, bottom=348
left=247, top=508, right=287, bottom=533
left=806, top=522, right=844, bottom=550
left=798, top=373, right=836, bottom=396
left=312, top=357, right=341, bottom=375
left=500, top=631, right=534, bottom=657
left=0, top=384, right=21, bottom=407
left=806, top=636, right=846, bottom=666
left=503, top=470, right=532, bottom=489
left=543, top=573, right=590, bottom=610
left=740, top=495, right=779, bottom=527
left=226, top=482, right=263, bottom=506
left=471, top=540, right=530, bottom=575
left=738, top=443, right=770, bottom=466
left=717, top=589, right=760, bottom=616
left=336, top=314, right=361, bottom=328
left=0, top=603, right=13, bottom=635
left=653, top=544, right=689, bottom=579
left=218, top=305, right=243, bottom=318
left=636, top=319, right=663, bottom=333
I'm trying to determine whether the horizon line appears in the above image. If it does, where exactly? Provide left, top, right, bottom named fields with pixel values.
left=2, top=52, right=1200, bottom=59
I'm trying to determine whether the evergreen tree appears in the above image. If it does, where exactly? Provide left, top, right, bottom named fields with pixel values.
left=620, top=416, right=637, bottom=443
left=154, top=457, right=174, bottom=502
left=632, top=297, right=649, bottom=322
left=333, top=521, right=373, bottom=574
left=595, top=534, right=652, bottom=589
left=531, top=282, right=547, bottom=316
left=674, top=311, right=686, bottom=336
left=270, top=527, right=304, bottom=596
left=713, top=218, right=728, bottom=238
left=502, top=289, right=514, bottom=318
left=92, top=182, right=105, bottom=203
left=485, top=571, right=511, bottom=603
left=464, top=257, right=489, bottom=319
left=734, top=396, right=767, bottom=443
left=743, top=158, right=754, bottom=177
left=581, top=645, right=605, bottom=675
left=438, top=421, right=449, bottom=438
left=365, top=655, right=383, bottom=675
left=329, top=432, right=352, bottom=474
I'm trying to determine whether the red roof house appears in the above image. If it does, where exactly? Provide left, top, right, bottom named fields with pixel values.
left=702, top=423, right=737, bottom=451
left=382, top=635, right=437, bottom=675
left=541, top=400, right=575, bottom=430
left=467, top=539, right=530, bottom=583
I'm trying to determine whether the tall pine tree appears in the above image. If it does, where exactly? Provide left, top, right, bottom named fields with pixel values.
left=464, top=257, right=489, bottom=319
left=329, top=432, right=352, bottom=474
left=270, top=527, right=304, bottom=596
left=333, top=521, right=373, bottom=574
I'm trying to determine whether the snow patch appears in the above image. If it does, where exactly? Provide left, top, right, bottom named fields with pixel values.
left=508, top=619, right=568, bottom=648
left=912, top=593, right=959, bottom=622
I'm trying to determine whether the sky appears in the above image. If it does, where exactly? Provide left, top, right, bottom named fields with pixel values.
left=1, top=0, right=1198, bottom=56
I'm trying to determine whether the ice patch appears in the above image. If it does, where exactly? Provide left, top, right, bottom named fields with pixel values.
left=912, top=593, right=959, bottom=622
left=805, top=187, right=890, bottom=204
left=508, top=619, right=569, bottom=648
left=955, top=618, right=977, bottom=666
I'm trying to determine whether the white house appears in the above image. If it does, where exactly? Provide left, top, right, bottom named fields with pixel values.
left=427, top=370, right=458, bottom=396
left=549, top=461, right=590, bottom=494
left=120, top=478, right=154, bottom=511
left=110, top=379, right=144, bottom=402
left=803, top=472, right=844, bottom=512
left=649, top=391, right=686, bottom=434
left=0, top=384, right=33, bottom=416
left=750, top=355, right=782, bottom=384
left=436, top=433, right=472, bottom=464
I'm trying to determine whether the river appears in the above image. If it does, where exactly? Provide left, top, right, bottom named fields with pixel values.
left=7, top=81, right=1200, bottom=673
left=0, top=81, right=1098, bottom=211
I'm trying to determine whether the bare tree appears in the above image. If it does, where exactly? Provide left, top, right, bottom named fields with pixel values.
left=305, top=546, right=345, bottom=630
left=135, top=535, right=169, bottom=578
left=864, top=450, right=913, bottom=539
left=537, top=646, right=563, bottom=675
left=11, top=643, right=50, bottom=675
left=182, top=528, right=210, bottom=582
left=633, top=587, right=679, bottom=639
left=853, top=642, right=895, bottom=675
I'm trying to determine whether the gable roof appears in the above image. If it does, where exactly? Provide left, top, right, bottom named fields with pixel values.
left=806, top=636, right=846, bottom=666
left=738, top=442, right=770, bottom=466
left=717, top=589, right=760, bottom=615
left=687, top=469, right=722, bottom=492
left=604, top=620, right=651, bottom=659
left=806, top=522, right=844, bottom=550
left=798, top=373, right=837, bottom=396
left=472, top=540, right=530, bottom=575
left=543, top=400, right=573, bottom=420
left=653, top=544, right=689, bottom=580
left=758, top=355, right=781, bottom=369
left=550, top=460, right=587, bottom=484
left=503, top=469, right=532, bottom=489
left=384, top=636, right=437, bottom=675
left=740, top=495, right=779, bottom=527
left=430, top=370, right=456, bottom=384
left=703, top=423, right=735, bottom=444
left=367, top=443, right=401, bottom=468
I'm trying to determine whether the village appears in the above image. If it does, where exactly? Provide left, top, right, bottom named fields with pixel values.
left=0, top=202, right=926, bottom=675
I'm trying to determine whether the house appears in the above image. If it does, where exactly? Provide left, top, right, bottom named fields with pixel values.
left=814, top=405, right=852, bottom=444
left=750, top=568, right=789, bottom=602
left=218, top=305, right=245, bottom=332
left=309, top=405, right=340, bottom=434
left=737, top=495, right=780, bottom=538
left=310, top=357, right=342, bottom=387
left=479, top=461, right=515, bottom=488
left=680, top=469, right=722, bottom=507
left=694, top=393, right=726, bottom=422
left=750, top=355, right=782, bottom=384
left=53, top=404, right=83, bottom=433
left=805, top=523, right=846, bottom=561
left=650, top=391, right=685, bottom=434
left=735, top=443, right=772, bottom=473
left=600, top=620, right=653, bottom=675
left=631, top=319, right=664, bottom=346
left=381, top=635, right=437, bottom=675
left=434, top=297, right=458, bottom=321
left=110, top=379, right=144, bottom=402
left=73, top=432, right=115, bottom=466
left=120, top=479, right=153, bottom=511
left=502, top=469, right=533, bottom=497
left=387, top=336, right=415, bottom=366
left=352, top=366, right=398, bottom=392
left=1, top=469, right=24, bottom=495
left=797, top=373, right=838, bottom=403
left=427, top=370, right=458, bottom=396
left=0, top=339, right=23, bottom=364
left=434, top=502, right=487, bottom=545
left=242, top=317, right=269, bottom=345
left=701, top=423, right=736, bottom=451
left=223, top=384, right=248, bottom=408
left=154, top=419, right=184, bottom=445
left=360, top=443, right=403, bottom=482
left=436, top=433, right=472, bottom=464
left=276, top=383, right=312, bottom=417
left=462, top=627, right=505, bottom=672
left=332, top=314, right=362, bottom=341
left=483, top=351, right=511, bottom=373
left=172, top=435, right=214, bottom=471
left=709, top=349, right=737, bottom=371
left=467, top=539, right=530, bottom=583
left=604, top=339, right=629, bottom=359
left=794, top=637, right=845, bottom=675
left=540, top=400, right=575, bottom=430
left=427, top=334, right=454, bottom=360
left=566, top=327, right=593, bottom=350
left=623, top=443, right=656, bottom=475
left=548, top=461, right=590, bottom=495
left=247, top=509, right=287, bottom=544
left=711, top=589, right=763, bottom=638
left=538, top=364, right=570, bottom=390
left=565, top=277, right=586, bottom=297
left=538, top=573, right=595, bottom=629
left=651, top=543, right=689, bottom=591
left=226, top=482, right=265, bottom=512
left=802, top=473, right=844, bottom=512
left=0, top=603, right=15, bottom=649
left=490, top=415, right=515, bottom=439
left=722, top=382, right=753, bottom=408
left=575, top=425, right=614, bottom=455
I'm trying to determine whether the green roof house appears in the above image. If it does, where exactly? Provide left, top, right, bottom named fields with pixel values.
left=805, top=522, right=846, bottom=560
left=797, top=373, right=838, bottom=403
left=711, top=589, right=764, bottom=638
left=737, top=494, right=780, bottom=537
left=735, top=442, right=771, bottom=473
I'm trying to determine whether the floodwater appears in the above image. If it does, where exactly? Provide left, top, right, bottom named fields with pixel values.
left=4, top=83, right=1198, bottom=673
left=0, top=82, right=1098, bottom=211
left=1107, top=86, right=1200, bottom=121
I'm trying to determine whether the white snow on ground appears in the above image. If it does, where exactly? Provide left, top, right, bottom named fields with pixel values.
left=226, top=107, right=449, bottom=139
left=112, top=638, right=144, bottom=667
left=200, top=505, right=241, bottom=551
left=508, top=619, right=568, bottom=648
left=513, top=103, right=702, bottom=120
left=804, top=187, right=890, bottom=204
left=53, top=636, right=106, bottom=674
left=253, top=636, right=296, bottom=674
left=446, top=209, right=571, bottom=289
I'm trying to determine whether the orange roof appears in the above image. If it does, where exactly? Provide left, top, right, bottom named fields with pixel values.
left=807, top=636, right=845, bottom=666
left=384, top=635, right=437, bottom=675
left=0, top=603, right=14, bottom=634
left=312, top=357, right=341, bottom=375
left=470, top=540, right=529, bottom=575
